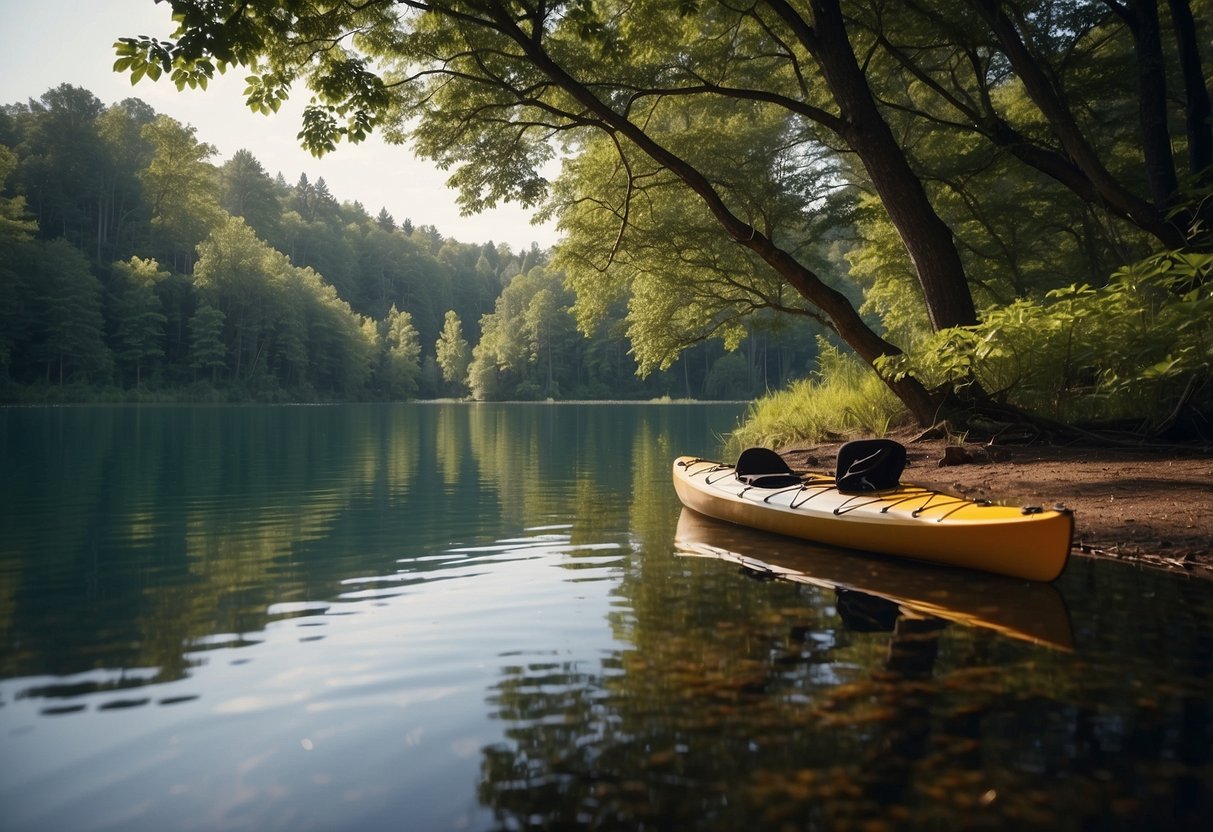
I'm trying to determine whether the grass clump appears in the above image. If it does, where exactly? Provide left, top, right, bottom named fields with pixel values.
left=726, top=341, right=906, bottom=457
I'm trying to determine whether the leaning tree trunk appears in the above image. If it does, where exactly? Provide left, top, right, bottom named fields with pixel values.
left=753, top=239, right=949, bottom=426
left=496, top=3, right=950, bottom=425
left=796, top=0, right=980, bottom=332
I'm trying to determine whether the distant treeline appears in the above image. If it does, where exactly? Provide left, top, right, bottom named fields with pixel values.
left=0, top=84, right=818, bottom=403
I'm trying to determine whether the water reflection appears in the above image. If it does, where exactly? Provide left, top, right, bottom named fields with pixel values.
left=674, top=509, right=1075, bottom=650
left=478, top=513, right=1212, bottom=831
left=1, top=404, right=729, bottom=696
left=478, top=552, right=1212, bottom=830
left=1, top=404, right=1210, bottom=832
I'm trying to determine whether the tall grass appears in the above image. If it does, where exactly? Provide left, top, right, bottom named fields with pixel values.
left=725, top=342, right=906, bottom=456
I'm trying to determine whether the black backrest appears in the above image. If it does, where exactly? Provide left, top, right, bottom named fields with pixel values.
left=735, top=447, right=803, bottom=488
left=835, top=439, right=906, bottom=493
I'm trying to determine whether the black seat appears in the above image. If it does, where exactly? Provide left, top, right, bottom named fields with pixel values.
left=735, top=447, right=803, bottom=489
left=835, top=439, right=906, bottom=493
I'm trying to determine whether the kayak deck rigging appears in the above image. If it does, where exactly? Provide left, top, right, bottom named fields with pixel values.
left=686, top=458, right=1007, bottom=519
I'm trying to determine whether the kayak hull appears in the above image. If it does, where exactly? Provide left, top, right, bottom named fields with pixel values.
left=673, top=456, right=1073, bottom=582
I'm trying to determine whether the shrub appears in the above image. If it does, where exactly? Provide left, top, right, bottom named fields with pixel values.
left=878, top=249, right=1212, bottom=429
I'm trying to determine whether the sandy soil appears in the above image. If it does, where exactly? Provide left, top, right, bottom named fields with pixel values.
left=780, top=435, right=1213, bottom=577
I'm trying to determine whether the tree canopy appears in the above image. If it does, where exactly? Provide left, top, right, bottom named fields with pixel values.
left=112, top=0, right=1212, bottom=431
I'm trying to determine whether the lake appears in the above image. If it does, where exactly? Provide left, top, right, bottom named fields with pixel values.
left=1, top=403, right=1210, bottom=831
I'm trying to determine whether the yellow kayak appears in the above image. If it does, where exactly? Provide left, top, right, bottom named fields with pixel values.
left=673, top=454, right=1074, bottom=582
left=674, top=509, right=1074, bottom=650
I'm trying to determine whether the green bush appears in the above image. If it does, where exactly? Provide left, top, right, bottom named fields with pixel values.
left=877, top=249, right=1213, bottom=428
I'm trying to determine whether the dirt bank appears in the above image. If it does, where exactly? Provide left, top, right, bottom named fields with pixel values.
left=780, top=436, right=1213, bottom=577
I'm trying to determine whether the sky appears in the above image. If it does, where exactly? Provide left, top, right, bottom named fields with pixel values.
left=0, top=0, right=560, bottom=249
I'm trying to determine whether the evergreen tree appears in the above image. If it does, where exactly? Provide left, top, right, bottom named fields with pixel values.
left=189, top=302, right=226, bottom=383
left=110, top=256, right=168, bottom=387
left=220, top=149, right=280, bottom=239
left=28, top=239, right=112, bottom=384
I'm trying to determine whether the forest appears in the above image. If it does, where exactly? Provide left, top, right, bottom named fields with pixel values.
left=5, top=0, right=1213, bottom=437
left=0, top=85, right=817, bottom=403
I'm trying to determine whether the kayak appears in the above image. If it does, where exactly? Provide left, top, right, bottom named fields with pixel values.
left=673, top=453, right=1074, bottom=582
left=674, top=509, right=1074, bottom=650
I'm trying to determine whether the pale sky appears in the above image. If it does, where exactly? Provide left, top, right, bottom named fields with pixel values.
left=0, top=0, right=560, bottom=249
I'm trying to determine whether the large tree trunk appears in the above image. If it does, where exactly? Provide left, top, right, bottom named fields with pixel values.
left=770, top=0, right=980, bottom=332
left=758, top=243, right=948, bottom=426
left=1107, top=0, right=1181, bottom=210
left=972, top=0, right=1188, bottom=248
left=495, top=2, right=950, bottom=425
left=1167, top=0, right=1213, bottom=244
left=1167, top=0, right=1212, bottom=179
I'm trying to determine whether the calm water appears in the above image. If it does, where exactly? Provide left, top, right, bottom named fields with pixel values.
left=1, top=404, right=1210, bottom=831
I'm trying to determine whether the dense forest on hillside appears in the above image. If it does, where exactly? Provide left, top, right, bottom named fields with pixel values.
left=0, top=85, right=820, bottom=403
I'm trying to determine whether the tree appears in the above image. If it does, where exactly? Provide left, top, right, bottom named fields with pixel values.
left=375, top=207, right=396, bottom=231
left=704, top=352, right=752, bottom=400
left=110, top=256, right=168, bottom=387
left=0, top=145, right=39, bottom=380
left=27, top=239, right=112, bottom=384
left=522, top=285, right=567, bottom=397
left=0, top=145, right=37, bottom=241
left=111, top=1, right=947, bottom=421
left=465, top=265, right=577, bottom=399
left=189, top=302, right=226, bottom=383
left=555, top=103, right=850, bottom=376
left=193, top=216, right=275, bottom=380
left=116, top=0, right=1212, bottom=427
left=963, top=0, right=1210, bottom=243
left=435, top=309, right=470, bottom=395
left=467, top=312, right=505, bottom=401
left=139, top=114, right=224, bottom=271
left=380, top=304, right=421, bottom=398
left=220, top=148, right=281, bottom=239
left=96, top=98, right=155, bottom=263
left=13, top=85, right=109, bottom=253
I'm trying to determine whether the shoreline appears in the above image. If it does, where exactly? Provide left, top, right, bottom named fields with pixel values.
left=780, top=437, right=1213, bottom=578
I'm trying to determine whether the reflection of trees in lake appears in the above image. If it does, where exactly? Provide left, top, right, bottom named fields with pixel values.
left=1, top=406, right=418, bottom=688
left=477, top=511, right=1213, bottom=832
left=2, top=403, right=735, bottom=704
left=6, top=404, right=1209, bottom=828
